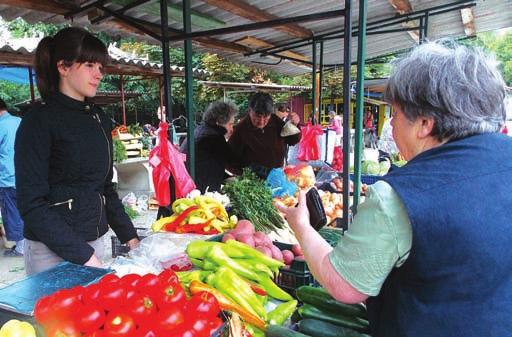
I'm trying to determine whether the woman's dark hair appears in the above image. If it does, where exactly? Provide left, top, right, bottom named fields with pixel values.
left=0, top=98, right=6, bottom=111
left=248, top=92, right=274, bottom=115
left=35, top=27, right=109, bottom=100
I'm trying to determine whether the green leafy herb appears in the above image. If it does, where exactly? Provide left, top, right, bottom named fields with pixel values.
left=222, top=169, right=284, bottom=233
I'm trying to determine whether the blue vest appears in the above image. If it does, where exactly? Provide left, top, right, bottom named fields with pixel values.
left=368, top=133, right=512, bottom=337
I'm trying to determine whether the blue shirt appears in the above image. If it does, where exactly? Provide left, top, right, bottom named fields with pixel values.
left=0, top=112, right=21, bottom=187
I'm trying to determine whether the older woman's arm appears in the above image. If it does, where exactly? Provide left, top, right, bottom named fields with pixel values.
left=276, top=182, right=412, bottom=303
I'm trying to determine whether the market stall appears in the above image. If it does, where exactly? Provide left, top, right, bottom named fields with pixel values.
left=0, top=163, right=365, bottom=337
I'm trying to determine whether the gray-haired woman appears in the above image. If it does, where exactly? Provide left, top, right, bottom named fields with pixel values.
left=181, top=100, right=240, bottom=192
left=276, top=40, right=511, bottom=337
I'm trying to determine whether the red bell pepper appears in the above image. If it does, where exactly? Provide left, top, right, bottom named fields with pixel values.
left=164, top=205, right=199, bottom=232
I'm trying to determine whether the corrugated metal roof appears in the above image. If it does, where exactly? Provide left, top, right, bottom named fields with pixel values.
left=199, top=80, right=311, bottom=92
left=0, top=0, right=510, bottom=75
left=0, top=37, right=209, bottom=77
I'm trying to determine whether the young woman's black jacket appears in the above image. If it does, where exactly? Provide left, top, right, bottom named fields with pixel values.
left=180, top=122, right=239, bottom=193
left=15, top=92, right=138, bottom=264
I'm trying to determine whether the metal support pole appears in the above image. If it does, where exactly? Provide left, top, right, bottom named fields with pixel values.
left=183, top=0, right=195, bottom=179
left=419, top=17, right=424, bottom=43
left=311, top=40, right=317, bottom=124
left=157, top=0, right=175, bottom=217
left=353, top=0, right=368, bottom=211
left=160, top=0, right=172, bottom=124
left=341, top=0, right=352, bottom=230
left=319, top=41, right=325, bottom=124
left=423, top=12, right=429, bottom=42
left=120, top=74, right=126, bottom=125
left=28, top=66, right=35, bottom=103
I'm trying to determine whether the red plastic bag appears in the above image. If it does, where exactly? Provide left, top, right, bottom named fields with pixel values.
left=297, top=122, right=324, bottom=161
left=149, top=122, right=196, bottom=206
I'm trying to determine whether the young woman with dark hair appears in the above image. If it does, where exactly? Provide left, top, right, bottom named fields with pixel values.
left=15, top=27, right=140, bottom=275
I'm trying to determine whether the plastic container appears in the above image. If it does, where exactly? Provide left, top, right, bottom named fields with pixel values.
left=273, top=241, right=318, bottom=294
left=111, top=227, right=148, bottom=258
left=350, top=174, right=381, bottom=185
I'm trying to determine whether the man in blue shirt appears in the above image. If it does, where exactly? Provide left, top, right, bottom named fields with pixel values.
left=0, top=98, right=24, bottom=257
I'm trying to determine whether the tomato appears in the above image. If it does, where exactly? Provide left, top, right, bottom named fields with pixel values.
left=34, top=295, right=53, bottom=326
left=82, top=283, right=102, bottom=306
left=119, top=273, right=141, bottom=288
left=45, top=320, right=81, bottom=337
left=136, top=328, right=159, bottom=337
left=191, top=319, right=211, bottom=337
left=123, top=293, right=156, bottom=327
left=99, top=282, right=127, bottom=311
left=83, top=331, right=104, bottom=337
left=100, top=274, right=120, bottom=285
left=69, top=285, right=86, bottom=302
left=158, top=269, right=179, bottom=286
left=172, top=326, right=197, bottom=337
left=156, top=306, right=185, bottom=333
left=103, top=311, right=136, bottom=336
left=124, top=287, right=138, bottom=302
left=208, top=317, right=223, bottom=336
left=51, top=288, right=83, bottom=321
left=155, top=282, right=186, bottom=310
left=186, top=291, right=220, bottom=319
left=137, top=274, right=161, bottom=296
left=76, top=304, right=106, bottom=333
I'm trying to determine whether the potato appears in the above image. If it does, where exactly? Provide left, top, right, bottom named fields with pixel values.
left=235, top=233, right=255, bottom=248
left=232, top=220, right=255, bottom=236
left=282, top=250, right=295, bottom=265
left=269, top=244, right=284, bottom=262
left=222, top=233, right=236, bottom=243
left=255, top=245, right=272, bottom=258
left=291, top=244, right=303, bottom=256
left=253, top=231, right=268, bottom=247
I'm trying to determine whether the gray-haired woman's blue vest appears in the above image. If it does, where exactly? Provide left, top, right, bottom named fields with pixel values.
left=368, top=133, right=512, bottom=337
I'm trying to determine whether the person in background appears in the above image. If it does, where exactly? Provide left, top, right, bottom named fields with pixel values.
left=0, top=98, right=25, bottom=257
left=228, top=92, right=301, bottom=176
left=377, top=117, right=398, bottom=158
left=15, top=27, right=139, bottom=275
left=180, top=101, right=239, bottom=192
left=275, top=105, right=289, bottom=121
left=276, top=41, right=511, bottom=337
left=328, top=111, right=343, bottom=135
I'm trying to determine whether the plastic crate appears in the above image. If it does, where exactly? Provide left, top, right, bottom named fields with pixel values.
left=273, top=241, right=319, bottom=294
left=111, top=227, right=148, bottom=258
left=350, top=174, right=381, bottom=185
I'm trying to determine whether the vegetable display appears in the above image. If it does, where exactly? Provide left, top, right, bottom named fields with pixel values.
left=33, top=269, right=222, bottom=337
left=151, top=195, right=236, bottom=234
left=0, top=320, right=36, bottom=337
left=223, top=169, right=284, bottom=233
left=294, top=286, right=370, bottom=336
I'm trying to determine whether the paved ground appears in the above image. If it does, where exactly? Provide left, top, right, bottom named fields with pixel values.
left=0, top=209, right=157, bottom=289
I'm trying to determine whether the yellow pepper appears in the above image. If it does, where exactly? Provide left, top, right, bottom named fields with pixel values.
left=0, top=320, right=36, bottom=337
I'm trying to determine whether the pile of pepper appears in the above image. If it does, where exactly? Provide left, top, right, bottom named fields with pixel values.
left=0, top=320, right=36, bottom=337
left=152, top=196, right=237, bottom=235
left=181, top=240, right=298, bottom=336
left=32, top=269, right=223, bottom=337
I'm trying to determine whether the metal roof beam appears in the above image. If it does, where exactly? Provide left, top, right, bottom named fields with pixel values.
left=91, top=0, right=153, bottom=24
left=96, top=3, right=162, bottom=40
left=167, top=9, right=345, bottom=42
left=0, top=0, right=76, bottom=15
left=200, top=0, right=312, bottom=39
left=247, top=0, right=476, bottom=57
left=65, top=0, right=108, bottom=19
